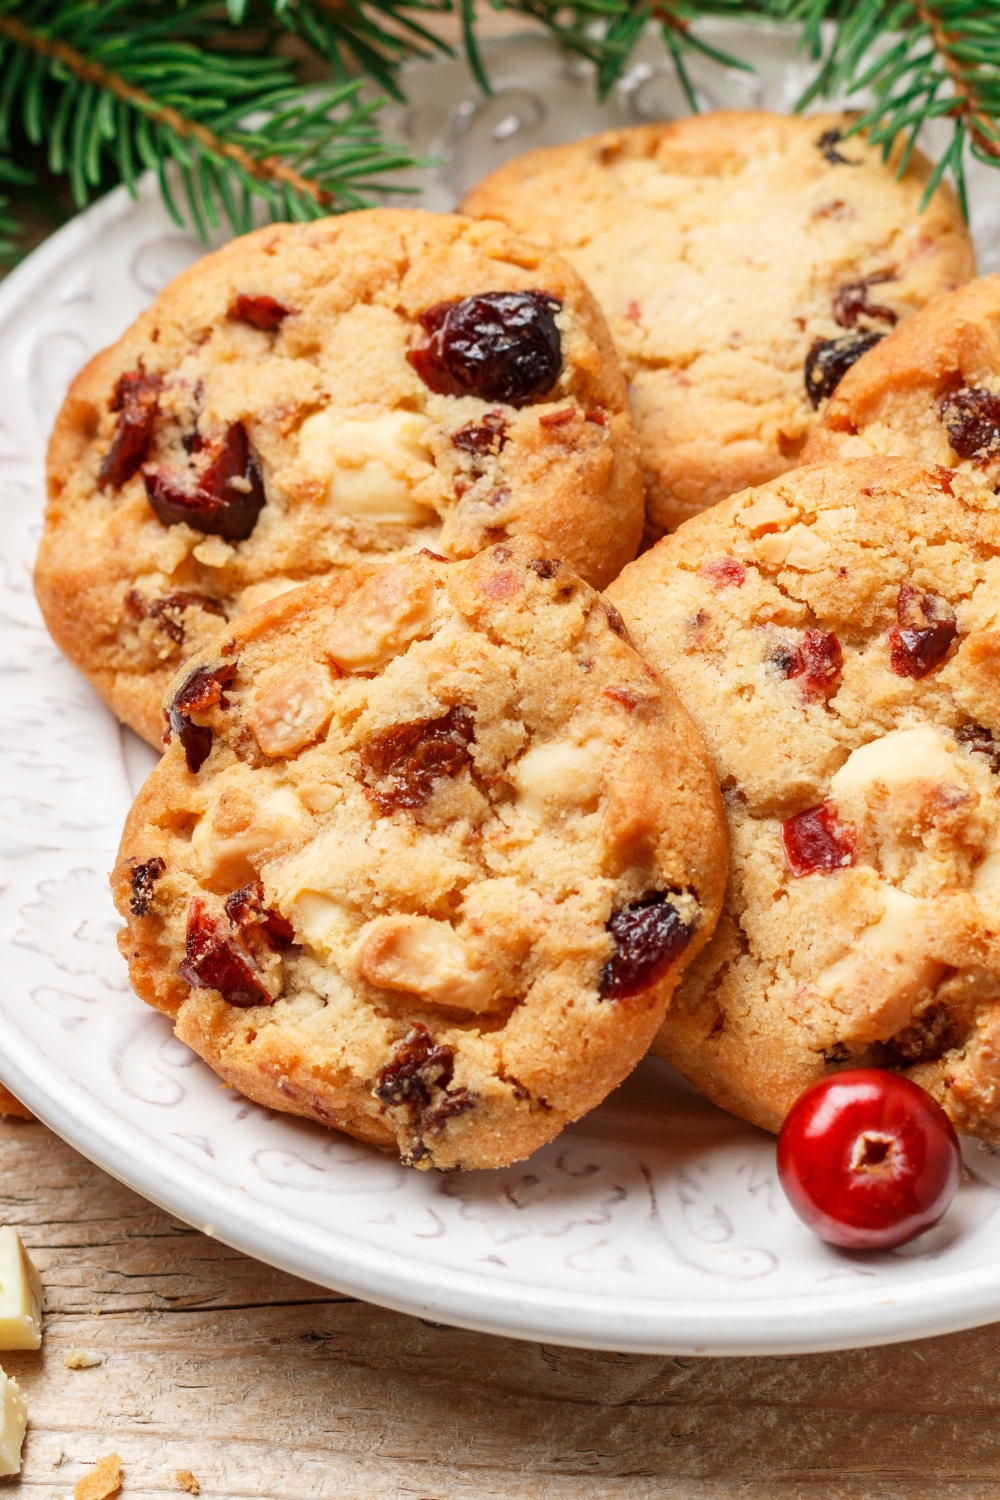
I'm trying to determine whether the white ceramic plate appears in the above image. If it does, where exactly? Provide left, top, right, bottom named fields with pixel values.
left=3, top=27, right=1000, bottom=1357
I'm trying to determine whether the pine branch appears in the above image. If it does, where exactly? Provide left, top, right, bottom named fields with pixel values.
left=0, top=1, right=425, bottom=239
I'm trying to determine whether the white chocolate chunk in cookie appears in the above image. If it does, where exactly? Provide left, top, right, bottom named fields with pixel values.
left=193, top=784, right=306, bottom=885
left=755, top=525, right=830, bottom=570
left=297, top=408, right=434, bottom=522
left=325, top=566, right=434, bottom=672
left=246, top=664, right=338, bottom=757
left=511, top=739, right=605, bottom=821
left=354, top=915, right=499, bottom=1012
left=830, top=726, right=960, bottom=798
left=811, top=886, right=942, bottom=1039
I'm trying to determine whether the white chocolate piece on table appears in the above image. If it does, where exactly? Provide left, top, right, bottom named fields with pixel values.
left=0, top=1368, right=27, bottom=1476
left=0, top=1226, right=42, bottom=1350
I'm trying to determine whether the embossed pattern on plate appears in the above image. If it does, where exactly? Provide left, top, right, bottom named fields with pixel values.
left=2, top=28, right=1000, bottom=1355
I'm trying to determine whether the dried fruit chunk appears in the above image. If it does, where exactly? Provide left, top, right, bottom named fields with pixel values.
left=225, top=881, right=295, bottom=949
left=361, top=705, right=474, bottom=813
left=777, top=628, right=843, bottom=701
left=832, top=273, right=897, bottom=330
left=700, top=558, right=746, bottom=589
left=146, top=591, right=225, bottom=645
left=99, top=370, right=161, bottom=490
left=168, top=663, right=237, bottom=773
left=782, top=802, right=856, bottom=877
left=144, top=422, right=266, bottom=541
left=373, top=1022, right=474, bottom=1148
left=128, top=856, right=165, bottom=917
left=228, top=294, right=292, bottom=331
left=805, top=331, right=884, bottom=409
left=939, top=386, right=1000, bottom=463
left=408, top=291, right=562, bottom=406
left=957, top=722, right=1000, bottom=774
left=816, top=127, right=858, bottom=166
left=178, top=897, right=271, bottom=1008
left=452, top=410, right=508, bottom=455
left=887, top=584, right=957, bottom=678
left=599, top=893, right=694, bottom=1001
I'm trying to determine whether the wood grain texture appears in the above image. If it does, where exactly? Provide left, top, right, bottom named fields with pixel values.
left=0, top=1116, right=998, bottom=1499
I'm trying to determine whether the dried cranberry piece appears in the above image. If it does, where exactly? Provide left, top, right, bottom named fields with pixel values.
left=228, top=294, right=293, bottom=331
left=805, top=331, right=884, bottom=408
left=599, top=893, right=694, bottom=1001
left=374, top=1022, right=454, bottom=1109
left=179, top=898, right=271, bottom=1008
left=938, top=387, right=1000, bottom=463
left=129, top=856, right=165, bottom=917
left=168, top=663, right=237, bottom=773
left=146, top=591, right=225, bottom=646
left=782, top=803, right=856, bottom=877
left=956, top=722, right=1000, bottom=774
left=602, top=600, right=628, bottom=638
left=361, top=705, right=475, bottom=813
left=779, top=629, right=844, bottom=700
left=99, top=370, right=161, bottom=489
left=144, top=423, right=266, bottom=541
left=452, top=410, right=508, bottom=455
left=408, top=291, right=562, bottom=406
left=833, top=273, right=897, bottom=330
left=701, top=558, right=746, bottom=589
left=887, top=584, right=956, bottom=678
left=817, top=128, right=859, bottom=166
left=225, top=881, right=295, bottom=950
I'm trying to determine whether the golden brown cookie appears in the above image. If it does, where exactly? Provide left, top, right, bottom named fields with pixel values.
left=37, top=209, right=643, bottom=747
left=802, top=275, right=1000, bottom=489
left=461, top=113, right=975, bottom=538
left=608, top=458, right=1000, bottom=1143
left=112, top=539, right=727, bottom=1171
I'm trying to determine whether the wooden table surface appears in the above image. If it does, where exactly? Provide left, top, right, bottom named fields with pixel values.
left=0, top=1115, right=996, bottom=1499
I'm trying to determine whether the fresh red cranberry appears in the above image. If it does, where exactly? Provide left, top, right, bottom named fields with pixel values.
left=939, top=386, right=1000, bottom=462
left=780, top=629, right=843, bottom=700
left=408, top=291, right=562, bottom=406
left=782, top=802, right=855, bottom=877
left=144, top=422, right=265, bottom=540
left=228, top=294, right=293, bottom=331
left=99, top=370, right=161, bottom=489
left=805, top=331, right=883, bottom=408
left=887, top=584, right=956, bottom=678
left=599, top=893, right=693, bottom=1001
left=777, top=1070, right=962, bottom=1250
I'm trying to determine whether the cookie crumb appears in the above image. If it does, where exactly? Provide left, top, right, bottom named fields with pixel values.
left=176, top=1471, right=200, bottom=1494
left=64, top=1349, right=102, bottom=1369
left=73, top=1453, right=122, bottom=1500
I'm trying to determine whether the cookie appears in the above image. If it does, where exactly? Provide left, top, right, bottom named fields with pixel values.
left=803, top=275, right=1000, bottom=492
left=607, top=457, right=1000, bottom=1143
left=36, top=209, right=643, bottom=748
left=461, top=112, right=975, bottom=538
left=111, top=539, right=727, bottom=1171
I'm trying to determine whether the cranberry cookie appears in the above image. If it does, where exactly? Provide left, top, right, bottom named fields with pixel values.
left=37, top=209, right=643, bottom=747
left=461, top=113, right=974, bottom=538
left=112, top=540, right=726, bottom=1170
left=608, top=457, right=1000, bottom=1143
left=803, top=276, right=1000, bottom=491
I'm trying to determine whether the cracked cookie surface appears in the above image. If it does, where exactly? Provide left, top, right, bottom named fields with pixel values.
left=112, top=540, right=726, bottom=1170
left=461, top=112, right=974, bottom=539
left=36, top=209, right=643, bottom=748
left=803, top=275, right=1000, bottom=492
left=608, top=458, right=1000, bottom=1142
